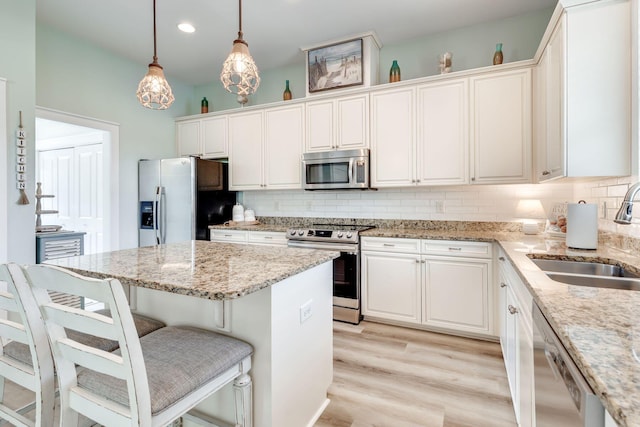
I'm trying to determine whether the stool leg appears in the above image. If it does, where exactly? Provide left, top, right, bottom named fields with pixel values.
left=233, top=373, right=252, bottom=427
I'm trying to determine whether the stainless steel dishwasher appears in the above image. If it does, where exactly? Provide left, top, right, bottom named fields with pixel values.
left=532, top=302, right=604, bottom=427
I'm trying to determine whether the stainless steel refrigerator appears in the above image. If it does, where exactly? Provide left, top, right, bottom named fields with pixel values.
left=138, top=157, right=236, bottom=247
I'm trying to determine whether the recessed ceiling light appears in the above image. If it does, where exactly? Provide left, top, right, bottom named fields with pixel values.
left=178, top=23, right=196, bottom=33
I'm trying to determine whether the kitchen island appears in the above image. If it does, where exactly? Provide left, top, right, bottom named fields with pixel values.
left=47, top=240, right=339, bottom=427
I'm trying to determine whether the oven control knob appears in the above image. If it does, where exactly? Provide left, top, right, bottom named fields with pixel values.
left=346, top=232, right=353, bottom=238
left=337, top=232, right=344, bottom=238
left=298, top=230, right=305, bottom=236
left=289, top=230, right=296, bottom=236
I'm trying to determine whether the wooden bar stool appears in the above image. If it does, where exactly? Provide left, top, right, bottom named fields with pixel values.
left=22, top=263, right=253, bottom=427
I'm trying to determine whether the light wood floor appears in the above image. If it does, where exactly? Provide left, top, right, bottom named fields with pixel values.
left=314, top=320, right=518, bottom=427
left=3, top=321, right=517, bottom=427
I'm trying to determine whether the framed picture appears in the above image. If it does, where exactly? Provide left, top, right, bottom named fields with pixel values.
left=307, top=38, right=364, bottom=93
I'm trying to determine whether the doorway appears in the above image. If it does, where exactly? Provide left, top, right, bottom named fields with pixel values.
left=35, top=107, right=120, bottom=253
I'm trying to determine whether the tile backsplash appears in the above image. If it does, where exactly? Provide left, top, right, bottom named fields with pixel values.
left=242, top=183, right=575, bottom=223
left=242, top=176, right=640, bottom=241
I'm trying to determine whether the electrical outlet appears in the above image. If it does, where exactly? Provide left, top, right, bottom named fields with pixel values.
left=300, top=300, right=313, bottom=324
left=436, top=200, right=446, bottom=213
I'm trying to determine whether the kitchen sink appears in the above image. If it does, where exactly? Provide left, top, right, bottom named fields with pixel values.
left=531, top=259, right=639, bottom=278
left=531, top=258, right=640, bottom=291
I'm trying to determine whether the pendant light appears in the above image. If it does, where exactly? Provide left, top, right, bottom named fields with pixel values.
left=136, top=0, right=175, bottom=110
left=220, top=0, right=260, bottom=104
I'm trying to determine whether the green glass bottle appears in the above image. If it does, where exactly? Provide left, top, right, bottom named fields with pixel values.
left=201, top=97, right=209, bottom=113
left=283, top=80, right=292, bottom=101
left=389, top=60, right=401, bottom=83
left=493, top=43, right=504, bottom=65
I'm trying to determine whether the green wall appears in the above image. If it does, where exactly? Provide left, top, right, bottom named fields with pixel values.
left=36, top=25, right=196, bottom=250
left=0, top=0, right=36, bottom=263
left=194, top=7, right=553, bottom=113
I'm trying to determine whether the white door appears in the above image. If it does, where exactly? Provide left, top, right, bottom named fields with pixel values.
left=37, top=144, right=103, bottom=254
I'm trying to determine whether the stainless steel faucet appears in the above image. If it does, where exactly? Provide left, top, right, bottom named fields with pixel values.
left=614, top=182, right=640, bottom=224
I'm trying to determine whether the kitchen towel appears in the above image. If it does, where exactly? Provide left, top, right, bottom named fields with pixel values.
left=566, top=202, right=598, bottom=249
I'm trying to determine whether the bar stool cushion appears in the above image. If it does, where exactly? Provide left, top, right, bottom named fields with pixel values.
left=76, top=326, right=253, bottom=415
left=3, top=310, right=165, bottom=366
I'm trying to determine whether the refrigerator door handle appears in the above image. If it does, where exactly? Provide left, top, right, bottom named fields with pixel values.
left=154, top=186, right=164, bottom=245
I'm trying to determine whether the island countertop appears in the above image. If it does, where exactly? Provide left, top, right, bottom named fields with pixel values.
left=46, top=240, right=339, bottom=300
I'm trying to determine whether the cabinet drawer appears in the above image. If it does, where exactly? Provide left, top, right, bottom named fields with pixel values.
left=422, top=240, right=492, bottom=258
left=210, top=229, right=248, bottom=244
left=361, top=237, right=420, bottom=254
left=247, top=231, right=287, bottom=246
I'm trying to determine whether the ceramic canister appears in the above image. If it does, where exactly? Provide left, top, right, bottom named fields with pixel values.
left=232, top=203, right=244, bottom=222
left=566, top=201, right=598, bottom=249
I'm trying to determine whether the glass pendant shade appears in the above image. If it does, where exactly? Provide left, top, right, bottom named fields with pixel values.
left=137, top=62, right=175, bottom=110
left=220, top=40, right=260, bottom=97
left=137, top=0, right=174, bottom=110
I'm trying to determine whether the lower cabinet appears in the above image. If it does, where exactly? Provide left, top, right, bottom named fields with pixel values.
left=361, top=237, right=494, bottom=337
left=498, top=249, right=533, bottom=427
left=210, top=229, right=287, bottom=247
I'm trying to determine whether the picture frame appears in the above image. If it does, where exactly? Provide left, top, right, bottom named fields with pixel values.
left=307, top=38, right=364, bottom=93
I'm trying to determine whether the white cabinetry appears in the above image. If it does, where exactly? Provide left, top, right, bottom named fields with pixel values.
left=176, top=116, right=228, bottom=159
left=498, top=249, right=533, bottom=427
left=361, top=237, right=494, bottom=337
left=210, top=229, right=287, bottom=247
left=229, top=111, right=263, bottom=190
left=470, top=68, right=532, bottom=184
left=416, top=79, right=468, bottom=185
left=305, top=94, right=369, bottom=152
left=229, top=104, right=303, bottom=190
left=370, top=87, right=416, bottom=187
left=535, top=1, right=631, bottom=181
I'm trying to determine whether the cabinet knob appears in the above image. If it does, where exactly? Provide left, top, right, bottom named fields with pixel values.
left=500, top=282, right=507, bottom=288
left=416, top=179, right=421, bottom=183
left=542, top=170, right=551, bottom=176
left=471, top=177, right=476, bottom=181
left=498, top=256, right=506, bottom=261
left=508, top=305, right=518, bottom=315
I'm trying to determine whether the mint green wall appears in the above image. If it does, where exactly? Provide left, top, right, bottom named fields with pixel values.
left=194, top=7, right=553, bottom=112
left=36, top=24, right=196, bottom=249
left=0, top=0, right=36, bottom=263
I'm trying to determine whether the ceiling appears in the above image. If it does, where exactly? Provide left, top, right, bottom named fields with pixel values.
left=36, top=0, right=557, bottom=86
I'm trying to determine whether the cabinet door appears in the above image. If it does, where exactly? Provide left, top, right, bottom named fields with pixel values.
left=536, top=19, right=565, bottom=182
left=505, top=285, right=520, bottom=422
left=305, top=100, right=334, bottom=152
left=422, top=256, right=491, bottom=335
left=229, top=111, right=263, bottom=190
left=336, top=95, right=369, bottom=149
left=417, top=79, right=469, bottom=185
left=201, top=116, right=228, bottom=158
left=370, top=87, right=415, bottom=187
left=518, top=310, right=534, bottom=427
left=176, top=121, right=201, bottom=157
left=264, top=105, right=303, bottom=189
left=361, top=251, right=421, bottom=324
left=470, top=69, right=532, bottom=184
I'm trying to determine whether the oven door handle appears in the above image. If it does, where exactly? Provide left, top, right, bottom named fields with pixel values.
left=287, top=240, right=358, bottom=253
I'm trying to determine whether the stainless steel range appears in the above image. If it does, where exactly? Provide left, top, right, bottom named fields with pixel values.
left=286, top=224, right=374, bottom=324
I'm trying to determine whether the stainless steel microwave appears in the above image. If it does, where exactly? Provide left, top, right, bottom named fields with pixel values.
left=302, top=148, right=370, bottom=190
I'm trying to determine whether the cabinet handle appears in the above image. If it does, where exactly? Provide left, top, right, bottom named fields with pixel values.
left=411, top=179, right=416, bottom=183
left=264, top=236, right=273, bottom=239
left=471, top=177, right=476, bottom=181
left=448, top=247, right=462, bottom=251
left=508, top=305, right=518, bottom=315
left=500, top=282, right=507, bottom=288
left=382, top=243, right=395, bottom=247
left=421, top=259, right=426, bottom=264
left=416, top=179, right=420, bottom=183
left=542, top=170, right=551, bottom=176
left=498, top=256, right=506, bottom=261
left=224, top=234, right=233, bottom=237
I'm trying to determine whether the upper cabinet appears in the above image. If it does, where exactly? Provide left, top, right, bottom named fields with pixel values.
left=305, top=94, right=369, bottom=152
left=228, top=105, right=304, bottom=191
left=535, top=0, right=631, bottom=181
left=370, top=80, right=468, bottom=187
left=176, top=116, right=228, bottom=159
left=470, top=68, right=532, bottom=184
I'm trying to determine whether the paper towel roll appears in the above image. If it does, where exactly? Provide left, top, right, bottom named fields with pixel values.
left=566, top=202, right=598, bottom=249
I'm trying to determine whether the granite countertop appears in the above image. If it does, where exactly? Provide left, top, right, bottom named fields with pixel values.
left=46, top=240, right=338, bottom=300
left=364, top=227, right=639, bottom=426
